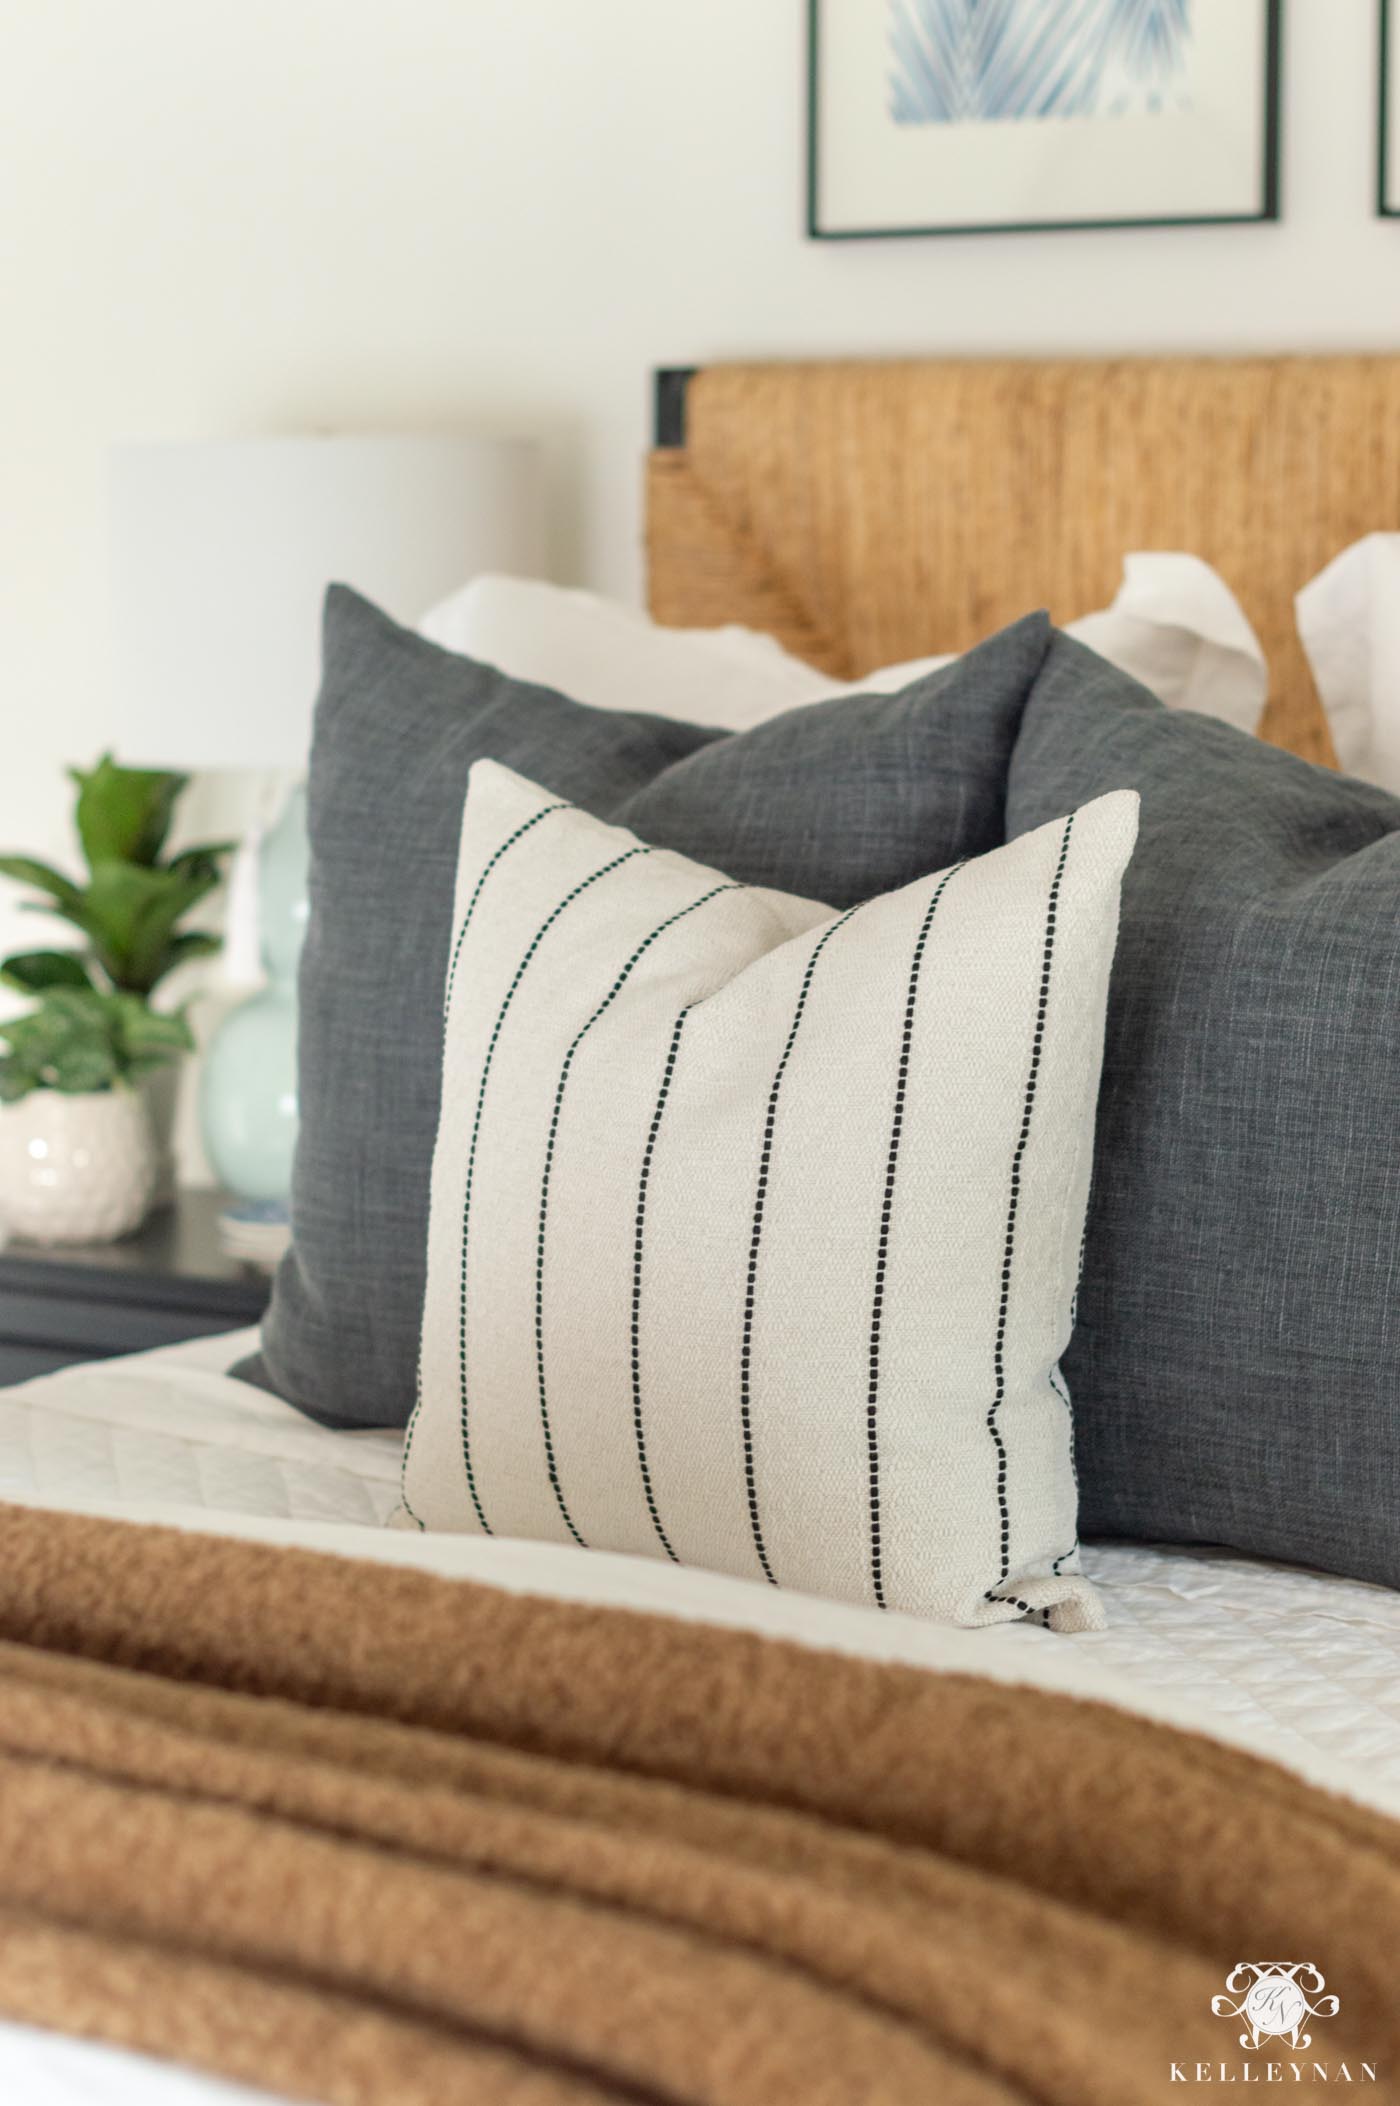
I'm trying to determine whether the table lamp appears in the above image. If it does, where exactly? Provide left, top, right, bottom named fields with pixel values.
left=108, top=433, right=545, bottom=1223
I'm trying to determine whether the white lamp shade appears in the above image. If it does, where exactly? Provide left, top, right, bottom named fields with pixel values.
left=108, top=434, right=546, bottom=770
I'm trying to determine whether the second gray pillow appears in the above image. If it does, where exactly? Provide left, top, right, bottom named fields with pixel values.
left=1007, top=636, right=1400, bottom=1588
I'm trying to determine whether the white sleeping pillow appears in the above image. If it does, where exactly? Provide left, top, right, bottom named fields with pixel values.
left=420, top=575, right=844, bottom=728
left=399, top=758, right=1139, bottom=1631
left=1296, top=534, right=1400, bottom=791
left=422, top=559, right=1265, bottom=732
left=1064, top=552, right=1266, bottom=733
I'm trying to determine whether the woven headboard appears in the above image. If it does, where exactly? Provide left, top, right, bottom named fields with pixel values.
left=646, top=356, right=1400, bottom=766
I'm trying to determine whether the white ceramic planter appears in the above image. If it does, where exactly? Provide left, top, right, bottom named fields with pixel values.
left=0, top=1087, right=157, bottom=1245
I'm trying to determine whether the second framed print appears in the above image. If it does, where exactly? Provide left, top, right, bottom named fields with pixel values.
left=809, top=0, right=1282, bottom=239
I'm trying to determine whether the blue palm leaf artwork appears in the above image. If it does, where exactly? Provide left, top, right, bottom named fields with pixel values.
left=888, top=0, right=1194, bottom=125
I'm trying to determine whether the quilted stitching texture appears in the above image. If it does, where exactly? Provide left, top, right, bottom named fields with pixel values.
left=1079, top=1543, right=1400, bottom=1784
left=0, top=1341, right=400, bottom=1528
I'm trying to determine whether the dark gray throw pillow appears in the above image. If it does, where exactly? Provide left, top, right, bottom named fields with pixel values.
left=1007, top=636, right=1400, bottom=1589
left=237, top=588, right=1052, bottom=1428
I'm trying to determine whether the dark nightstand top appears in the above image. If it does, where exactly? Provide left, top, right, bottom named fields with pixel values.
left=0, top=1188, right=270, bottom=1321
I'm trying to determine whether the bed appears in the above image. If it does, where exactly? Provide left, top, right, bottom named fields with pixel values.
left=8, top=353, right=1400, bottom=2102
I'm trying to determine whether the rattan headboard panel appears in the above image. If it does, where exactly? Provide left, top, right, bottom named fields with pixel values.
left=646, top=356, right=1400, bottom=765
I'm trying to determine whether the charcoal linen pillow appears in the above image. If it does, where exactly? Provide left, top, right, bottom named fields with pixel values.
left=1006, top=635, right=1400, bottom=1588
left=238, top=588, right=1053, bottom=1428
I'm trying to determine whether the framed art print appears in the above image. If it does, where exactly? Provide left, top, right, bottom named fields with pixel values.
left=808, top=0, right=1282, bottom=239
left=1382, top=0, right=1400, bottom=217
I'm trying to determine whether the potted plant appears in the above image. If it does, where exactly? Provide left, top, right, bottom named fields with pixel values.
left=0, top=756, right=232, bottom=1243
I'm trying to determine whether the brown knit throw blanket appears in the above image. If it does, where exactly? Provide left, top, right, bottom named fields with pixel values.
left=0, top=1504, right=1396, bottom=2105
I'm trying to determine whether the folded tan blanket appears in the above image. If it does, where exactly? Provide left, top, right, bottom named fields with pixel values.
left=0, top=1504, right=1395, bottom=2105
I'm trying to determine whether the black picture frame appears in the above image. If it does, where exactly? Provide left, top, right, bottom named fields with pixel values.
left=1382, top=0, right=1400, bottom=218
left=807, top=0, right=1283, bottom=241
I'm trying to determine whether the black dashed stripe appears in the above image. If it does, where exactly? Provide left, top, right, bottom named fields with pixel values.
left=741, top=905, right=861, bottom=1587
left=984, top=814, right=1074, bottom=1602
left=443, top=801, right=570, bottom=1021
left=400, top=797, right=571, bottom=1528
left=866, top=862, right=965, bottom=1611
left=1048, top=1223, right=1088, bottom=1574
left=1047, top=1362, right=1079, bottom=1576
left=632, top=1004, right=697, bottom=1564
left=454, top=847, right=651, bottom=1534
left=535, top=885, right=740, bottom=1548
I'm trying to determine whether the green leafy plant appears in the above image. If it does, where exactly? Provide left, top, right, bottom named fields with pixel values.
left=0, top=754, right=233, bottom=1000
left=0, top=755, right=231, bottom=1103
left=0, top=990, right=193, bottom=1103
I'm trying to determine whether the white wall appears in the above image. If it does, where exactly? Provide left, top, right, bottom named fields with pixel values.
left=1, top=0, right=1396, bottom=1123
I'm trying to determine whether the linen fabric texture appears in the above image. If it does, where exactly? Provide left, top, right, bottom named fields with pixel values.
left=1007, top=639, right=1400, bottom=1588
left=401, top=759, right=1138, bottom=1629
left=239, top=589, right=1055, bottom=1429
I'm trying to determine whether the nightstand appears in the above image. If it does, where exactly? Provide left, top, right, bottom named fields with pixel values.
left=0, top=1189, right=270, bottom=1387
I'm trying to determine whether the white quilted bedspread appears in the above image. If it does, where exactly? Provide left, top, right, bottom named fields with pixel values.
left=3, top=1329, right=1399, bottom=2106
left=0, top=1335, right=400, bottom=1527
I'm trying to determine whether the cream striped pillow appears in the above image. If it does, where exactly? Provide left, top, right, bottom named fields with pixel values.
left=400, top=760, right=1137, bottom=1630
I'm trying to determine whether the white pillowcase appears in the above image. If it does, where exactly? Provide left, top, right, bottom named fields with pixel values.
left=420, top=577, right=835, bottom=729
left=1296, top=534, right=1400, bottom=792
left=420, top=557, right=1266, bottom=734
left=1067, top=552, right=1266, bottom=733
left=399, top=759, right=1138, bottom=1631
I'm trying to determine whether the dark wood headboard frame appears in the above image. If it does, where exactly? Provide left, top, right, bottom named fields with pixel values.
left=654, top=368, right=697, bottom=450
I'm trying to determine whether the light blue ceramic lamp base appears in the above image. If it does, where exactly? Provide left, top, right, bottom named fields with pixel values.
left=200, top=785, right=308, bottom=1205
